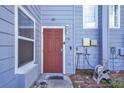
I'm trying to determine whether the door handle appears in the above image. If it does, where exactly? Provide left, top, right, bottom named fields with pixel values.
left=60, top=48, right=63, bottom=52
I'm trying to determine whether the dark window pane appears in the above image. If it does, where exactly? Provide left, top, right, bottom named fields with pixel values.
left=19, top=28, right=34, bottom=39
left=18, top=39, right=34, bottom=67
left=18, top=9, right=34, bottom=39
left=18, top=9, right=33, bottom=26
left=114, top=5, right=119, bottom=27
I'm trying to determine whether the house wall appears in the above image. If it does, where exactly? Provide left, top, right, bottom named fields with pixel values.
left=109, top=5, right=124, bottom=70
left=0, top=5, right=17, bottom=88
left=40, top=5, right=75, bottom=74
left=74, top=6, right=100, bottom=69
left=0, top=5, right=41, bottom=88
left=98, top=5, right=103, bottom=64
left=40, top=5, right=102, bottom=74
left=74, top=5, right=124, bottom=71
left=1, top=5, right=124, bottom=88
left=40, top=5, right=124, bottom=73
left=101, top=6, right=110, bottom=69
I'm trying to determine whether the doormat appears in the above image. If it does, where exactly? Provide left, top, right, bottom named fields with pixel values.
left=48, top=76, right=64, bottom=80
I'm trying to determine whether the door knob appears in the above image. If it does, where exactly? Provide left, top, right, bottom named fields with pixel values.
left=60, top=48, right=63, bottom=52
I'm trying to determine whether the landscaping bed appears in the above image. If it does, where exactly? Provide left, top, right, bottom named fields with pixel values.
left=70, top=69, right=124, bottom=88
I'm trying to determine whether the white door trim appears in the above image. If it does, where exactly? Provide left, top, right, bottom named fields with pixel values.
left=41, top=26, right=65, bottom=74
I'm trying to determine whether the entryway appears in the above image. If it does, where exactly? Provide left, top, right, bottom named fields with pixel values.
left=33, top=74, right=73, bottom=88
left=41, top=26, right=65, bottom=73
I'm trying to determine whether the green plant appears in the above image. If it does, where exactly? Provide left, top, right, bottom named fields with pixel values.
left=111, top=82, right=124, bottom=88
left=101, top=80, right=108, bottom=84
left=72, top=81, right=80, bottom=88
left=100, top=79, right=112, bottom=84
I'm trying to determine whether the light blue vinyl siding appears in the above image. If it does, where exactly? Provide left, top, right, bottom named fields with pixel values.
left=74, top=6, right=99, bottom=69
left=0, top=5, right=16, bottom=88
left=101, top=6, right=109, bottom=68
left=0, top=5, right=41, bottom=88
left=41, top=5, right=75, bottom=74
left=41, top=5, right=100, bottom=73
left=98, top=5, right=103, bottom=64
left=109, top=6, right=124, bottom=70
left=1, top=5, right=124, bottom=88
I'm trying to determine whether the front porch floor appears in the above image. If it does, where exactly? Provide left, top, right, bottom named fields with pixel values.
left=32, top=73, right=73, bottom=88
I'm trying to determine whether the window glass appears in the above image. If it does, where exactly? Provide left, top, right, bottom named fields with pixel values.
left=83, top=5, right=98, bottom=28
left=18, top=9, right=34, bottom=39
left=18, top=8, right=34, bottom=67
left=18, top=39, right=34, bottom=67
left=109, top=5, right=120, bottom=28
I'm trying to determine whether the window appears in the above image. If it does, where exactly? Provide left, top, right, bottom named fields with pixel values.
left=83, top=5, right=98, bottom=29
left=16, top=6, right=35, bottom=68
left=109, top=5, right=120, bottom=28
left=18, top=39, right=34, bottom=67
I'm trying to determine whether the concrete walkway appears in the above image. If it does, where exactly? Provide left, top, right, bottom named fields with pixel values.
left=34, top=73, right=73, bottom=88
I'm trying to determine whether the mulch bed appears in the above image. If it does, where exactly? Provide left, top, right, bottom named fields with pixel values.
left=69, top=69, right=124, bottom=88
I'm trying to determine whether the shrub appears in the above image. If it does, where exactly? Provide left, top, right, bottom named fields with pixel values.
left=111, top=82, right=124, bottom=88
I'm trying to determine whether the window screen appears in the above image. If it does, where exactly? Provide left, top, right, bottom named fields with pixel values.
left=83, top=5, right=98, bottom=28
left=18, top=8, right=34, bottom=67
left=18, top=9, right=34, bottom=39
left=18, top=39, right=34, bottom=67
left=19, top=28, right=34, bottom=39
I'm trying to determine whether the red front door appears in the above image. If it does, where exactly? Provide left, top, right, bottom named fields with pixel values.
left=43, top=28, right=63, bottom=73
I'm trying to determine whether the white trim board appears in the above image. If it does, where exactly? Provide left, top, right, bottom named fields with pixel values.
left=41, top=26, right=66, bottom=74
left=15, top=5, right=36, bottom=74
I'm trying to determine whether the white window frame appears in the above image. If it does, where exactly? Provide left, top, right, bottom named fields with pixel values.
left=15, top=6, right=35, bottom=74
left=109, top=5, right=120, bottom=29
left=83, top=5, right=98, bottom=29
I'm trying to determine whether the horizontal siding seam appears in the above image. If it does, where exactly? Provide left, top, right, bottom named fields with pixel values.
left=0, top=18, right=14, bottom=25
left=30, top=6, right=41, bottom=20
left=0, top=76, right=16, bottom=88
left=0, top=31, right=14, bottom=36
left=35, top=6, right=41, bottom=15
left=24, top=6, right=41, bottom=24
left=0, top=45, right=14, bottom=47
left=0, top=67, right=14, bottom=74
left=0, top=56, right=15, bottom=61
left=41, top=19, right=73, bottom=20
left=41, top=14, right=73, bottom=16
left=41, top=10, right=73, bottom=11
left=1, top=5, right=14, bottom=14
